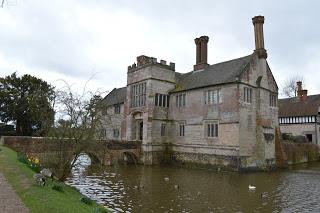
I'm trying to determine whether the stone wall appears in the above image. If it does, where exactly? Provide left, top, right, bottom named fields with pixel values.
left=238, top=55, right=278, bottom=169
left=100, top=103, right=126, bottom=140
left=169, top=84, right=240, bottom=147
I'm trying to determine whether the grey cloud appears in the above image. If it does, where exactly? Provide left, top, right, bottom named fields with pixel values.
left=0, top=0, right=320, bottom=94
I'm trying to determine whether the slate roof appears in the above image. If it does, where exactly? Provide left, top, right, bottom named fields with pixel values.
left=171, top=54, right=253, bottom=93
left=278, top=94, right=320, bottom=117
left=102, top=87, right=127, bottom=107
left=103, top=53, right=255, bottom=105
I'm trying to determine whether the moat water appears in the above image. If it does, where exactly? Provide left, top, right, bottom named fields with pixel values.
left=65, top=155, right=320, bottom=213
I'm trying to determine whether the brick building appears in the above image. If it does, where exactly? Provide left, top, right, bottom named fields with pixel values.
left=279, top=81, right=320, bottom=144
left=100, top=16, right=279, bottom=170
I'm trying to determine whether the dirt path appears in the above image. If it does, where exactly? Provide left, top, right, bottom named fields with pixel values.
left=0, top=173, right=29, bottom=213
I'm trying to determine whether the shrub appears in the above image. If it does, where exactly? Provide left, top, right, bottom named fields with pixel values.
left=281, top=133, right=292, bottom=141
left=292, top=135, right=307, bottom=143
left=17, top=153, right=29, bottom=165
left=80, top=196, right=93, bottom=205
left=52, top=184, right=64, bottom=192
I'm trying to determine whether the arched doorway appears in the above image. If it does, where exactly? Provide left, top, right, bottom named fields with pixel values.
left=130, top=111, right=144, bottom=141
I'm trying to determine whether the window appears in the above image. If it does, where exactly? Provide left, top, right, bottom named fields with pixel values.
left=155, top=93, right=169, bottom=107
left=206, top=122, right=218, bottom=138
left=130, top=82, right=146, bottom=108
left=270, top=93, right=277, bottom=107
left=114, top=104, right=120, bottom=114
left=155, top=93, right=158, bottom=106
left=176, top=94, right=186, bottom=107
left=244, top=87, right=252, bottom=103
left=205, top=89, right=222, bottom=104
left=161, top=124, right=166, bottom=136
left=178, top=122, right=185, bottom=136
left=113, top=129, right=120, bottom=138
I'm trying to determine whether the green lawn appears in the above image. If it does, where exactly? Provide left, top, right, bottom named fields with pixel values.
left=0, top=145, right=110, bottom=213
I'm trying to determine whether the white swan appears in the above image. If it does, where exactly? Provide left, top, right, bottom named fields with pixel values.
left=249, top=185, right=256, bottom=190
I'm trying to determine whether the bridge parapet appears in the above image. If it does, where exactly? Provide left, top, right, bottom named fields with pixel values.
left=1, top=136, right=142, bottom=165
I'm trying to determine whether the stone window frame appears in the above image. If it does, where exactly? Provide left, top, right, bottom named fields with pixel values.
left=114, top=104, right=121, bottom=114
left=204, top=120, right=219, bottom=138
left=243, top=87, right=252, bottom=104
left=155, top=93, right=170, bottom=108
left=130, top=81, right=146, bottom=108
left=113, top=129, right=120, bottom=138
left=204, top=89, right=223, bottom=105
left=161, top=123, right=166, bottom=136
left=176, top=93, right=186, bottom=108
left=269, top=93, right=277, bottom=107
left=177, top=121, right=186, bottom=137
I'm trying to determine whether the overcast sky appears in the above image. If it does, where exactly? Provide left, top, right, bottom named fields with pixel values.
left=1, top=0, right=320, bottom=97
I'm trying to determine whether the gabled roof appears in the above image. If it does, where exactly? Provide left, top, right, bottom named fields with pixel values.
left=171, top=54, right=253, bottom=93
left=278, top=94, right=320, bottom=117
left=102, top=87, right=127, bottom=107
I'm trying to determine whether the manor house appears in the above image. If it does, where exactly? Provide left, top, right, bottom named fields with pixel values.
left=100, top=16, right=279, bottom=170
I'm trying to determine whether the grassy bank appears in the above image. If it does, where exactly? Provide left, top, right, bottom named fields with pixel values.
left=0, top=145, right=110, bottom=213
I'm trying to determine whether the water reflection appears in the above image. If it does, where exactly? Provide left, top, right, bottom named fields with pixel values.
left=65, top=155, right=320, bottom=213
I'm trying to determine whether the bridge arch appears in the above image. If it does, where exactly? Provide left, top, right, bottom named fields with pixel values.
left=85, top=152, right=102, bottom=164
left=120, top=151, right=139, bottom=165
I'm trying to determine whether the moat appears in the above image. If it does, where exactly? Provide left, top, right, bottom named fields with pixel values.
left=65, top=155, right=320, bottom=213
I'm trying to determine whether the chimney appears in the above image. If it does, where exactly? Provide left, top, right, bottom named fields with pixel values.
left=296, top=81, right=302, bottom=97
left=252, top=16, right=267, bottom=59
left=297, top=81, right=308, bottom=101
left=194, top=36, right=209, bottom=71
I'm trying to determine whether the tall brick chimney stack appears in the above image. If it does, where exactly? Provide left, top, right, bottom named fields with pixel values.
left=194, top=36, right=209, bottom=71
left=296, top=81, right=308, bottom=101
left=296, top=81, right=302, bottom=97
left=252, top=16, right=267, bottom=59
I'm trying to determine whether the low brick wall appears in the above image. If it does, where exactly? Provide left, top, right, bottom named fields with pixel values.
left=1, top=136, right=49, bottom=154
left=282, top=141, right=319, bottom=165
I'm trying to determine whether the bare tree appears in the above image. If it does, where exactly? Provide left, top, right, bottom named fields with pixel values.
left=42, top=80, right=107, bottom=181
left=281, top=75, right=305, bottom=98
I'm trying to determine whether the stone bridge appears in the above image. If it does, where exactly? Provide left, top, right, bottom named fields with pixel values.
left=0, top=136, right=142, bottom=165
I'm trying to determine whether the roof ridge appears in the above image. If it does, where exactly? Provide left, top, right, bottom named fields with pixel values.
left=279, top=94, right=320, bottom=101
left=207, top=53, right=253, bottom=67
